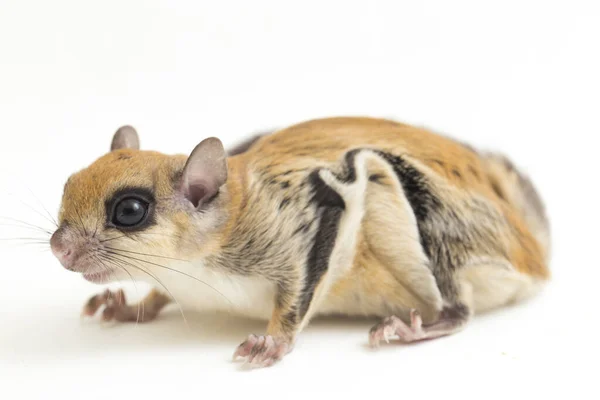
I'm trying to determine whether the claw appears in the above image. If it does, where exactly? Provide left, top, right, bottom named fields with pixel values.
left=233, top=334, right=258, bottom=360
left=248, top=336, right=266, bottom=364
left=411, top=309, right=422, bottom=330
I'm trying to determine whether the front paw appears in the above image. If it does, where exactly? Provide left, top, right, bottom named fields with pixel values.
left=233, top=334, right=292, bottom=368
left=81, top=288, right=143, bottom=323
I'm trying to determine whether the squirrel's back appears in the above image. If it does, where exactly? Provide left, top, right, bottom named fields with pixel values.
left=238, top=116, right=550, bottom=275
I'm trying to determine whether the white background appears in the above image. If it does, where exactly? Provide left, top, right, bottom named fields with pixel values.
left=1, top=0, right=598, bottom=398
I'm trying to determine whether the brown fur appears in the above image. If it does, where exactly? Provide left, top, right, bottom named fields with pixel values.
left=236, top=117, right=549, bottom=279
left=54, top=116, right=550, bottom=367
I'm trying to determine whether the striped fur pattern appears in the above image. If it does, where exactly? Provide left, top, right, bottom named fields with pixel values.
left=52, top=117, right=551, bottom=367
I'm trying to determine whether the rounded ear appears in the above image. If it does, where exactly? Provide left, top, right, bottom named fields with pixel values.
left=111, top=125, right=140, bottom=151
left=181, top=137, right=228, bottom=209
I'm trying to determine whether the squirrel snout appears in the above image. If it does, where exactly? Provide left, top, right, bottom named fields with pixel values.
left=50, top=228, right=76, bottom=270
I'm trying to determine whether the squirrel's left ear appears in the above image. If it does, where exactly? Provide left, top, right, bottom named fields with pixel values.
left=111, top=126, right=140, bottom=151
left=180, top=137, right=228, bottom=209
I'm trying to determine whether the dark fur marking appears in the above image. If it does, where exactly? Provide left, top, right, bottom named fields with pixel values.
left=243, top=238, right=255, bottom=251
left=276, top=307, right=300, bottom=338
left=279, top=168, right=308, bottom=176
left=280, top=181, right=290, bottom=189
left=299, top=170, right=345, bottom=319
left=308, top=170, right=346, bottom=208
left=374, top=151, right=481, bottom=304
left=375, top=151, right=442, bottom=223
left=282, top=310, right=298, bottom=328
left=339, top=149, right=360, bottom=183
left=279, top=198, right=291, bottom=209
left=369, top=173, right=385, bottom=184
left=293, top=222, right=311, bottom=236
left=452, top=169, right=462, bottom=179
left=117, top=154, right=132, bottom=160
left=467, top=165, right=480, bottom=180
left=440, top=303, right=470, bottom=320
left=226, top=131, right=272, bottom=156
left=490, top=180, right=507, bottom=201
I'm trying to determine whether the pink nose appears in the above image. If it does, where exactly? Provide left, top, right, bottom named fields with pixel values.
left=50, top=228, right=75, bottom=270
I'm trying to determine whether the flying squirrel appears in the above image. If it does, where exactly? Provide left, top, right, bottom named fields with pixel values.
left=50, top=116, right=550, bottom=367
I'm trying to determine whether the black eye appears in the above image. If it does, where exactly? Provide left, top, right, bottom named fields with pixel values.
left=113, top=197, right=148, bottom=227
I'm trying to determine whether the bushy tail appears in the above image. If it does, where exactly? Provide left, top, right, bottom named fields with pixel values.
left=483, top=152, right=551, bottom=261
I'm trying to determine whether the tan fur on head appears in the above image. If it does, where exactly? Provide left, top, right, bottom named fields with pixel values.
left=52, top=126, right=232, bottom=285
left=59, top=149, right=183, bottom=228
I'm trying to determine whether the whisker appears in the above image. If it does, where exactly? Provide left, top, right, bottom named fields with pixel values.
left=100, top=234, right=128, bottom=243
left=94, top=257, right=130, bottom=317
left=25, top=187, right=58, bottom=227
left=131, top=232, right=185, bottom=239
left=0, top=237, right=52, bottom=242
left=105, top=246, right=189, bottom=262
left=94, top=254, right=142, bottom=326
left=74, top=207, right=89, bottom=236
left=99, top=232, right=185, bottom=244
left=0, top=217, right=53, bottom=235
left=6, top=194, right=58, bottom=228
left=0, top=241, right=51, bottom=249
left=104, top=250, right=233, bottom=306
left=92, top=219, right=100, bottom=239
left=100, top=252, right=189, bottom=327
left=91, top=255, right=119, bottom=285
left=0, top=223, right=53, bottom=236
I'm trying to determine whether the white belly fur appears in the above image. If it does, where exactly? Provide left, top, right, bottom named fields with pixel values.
left=134, top=260, right=277, bottom=321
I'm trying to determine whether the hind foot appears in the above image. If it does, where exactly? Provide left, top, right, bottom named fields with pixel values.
left=369, top=309, right=426, bottom=347
left=369, top=306, right=470, bottom=347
